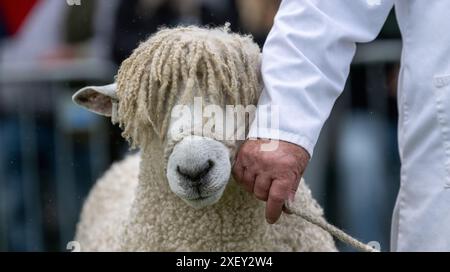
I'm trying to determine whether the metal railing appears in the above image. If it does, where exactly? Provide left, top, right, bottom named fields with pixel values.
left=0, top=58, right=118, bottom=251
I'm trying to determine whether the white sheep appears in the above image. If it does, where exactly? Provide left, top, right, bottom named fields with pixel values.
left=72, top=26, right=337, bottom=251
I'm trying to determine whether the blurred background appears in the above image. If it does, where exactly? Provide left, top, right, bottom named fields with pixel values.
left=0, top=0, right=401, bottom=251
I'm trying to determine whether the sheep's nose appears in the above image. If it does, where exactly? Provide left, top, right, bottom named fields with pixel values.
left=176, top=159, right=214, bottom=183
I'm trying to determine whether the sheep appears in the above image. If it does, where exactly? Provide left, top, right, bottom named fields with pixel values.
left=72, top=26, right=337, bottom=252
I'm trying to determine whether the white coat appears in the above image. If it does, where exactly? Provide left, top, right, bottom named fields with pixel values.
left=248, top=0, right=450, bottom=251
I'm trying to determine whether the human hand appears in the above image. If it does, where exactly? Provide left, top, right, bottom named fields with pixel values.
left=232, top=139, right=310, bottom=224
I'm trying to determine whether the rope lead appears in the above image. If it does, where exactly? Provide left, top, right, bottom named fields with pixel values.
left=284, top=200, right=379, bottom=252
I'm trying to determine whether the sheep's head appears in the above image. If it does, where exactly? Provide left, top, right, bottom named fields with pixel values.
left=73, top=26, right=262, bottom=208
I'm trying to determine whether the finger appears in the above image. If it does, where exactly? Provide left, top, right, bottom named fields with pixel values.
left=241, top=167, right=256, bottom=193
left=266, top=180, right=290, bottom=224
left=253, top=174, right=272, bottom=201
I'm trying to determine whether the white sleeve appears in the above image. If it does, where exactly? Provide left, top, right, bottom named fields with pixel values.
left=248, top=0, right=394, bottom=156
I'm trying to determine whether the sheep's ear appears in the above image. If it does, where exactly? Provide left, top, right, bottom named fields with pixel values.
left=72, top=84, right=118, bottom=117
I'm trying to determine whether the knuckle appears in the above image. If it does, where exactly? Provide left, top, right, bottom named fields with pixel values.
left=275, top=179, right=291, bottom=191
left=269, top=192, right=285, bottom=204
left=260, top=151, right=275, bottom=163
left=244, top=169, right=256, bottom=181
left=254, top=181, right=267, bottom=192
left=237, top=147, right=250, bottom=160
left=240, top=148, right=250, bottom=158
left=278, top=156, right=297, bottom=168
left=254, top=186, right=269, bottom=201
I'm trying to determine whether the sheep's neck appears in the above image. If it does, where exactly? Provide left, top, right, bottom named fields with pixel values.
left=121, top=140, right=267, bottom=251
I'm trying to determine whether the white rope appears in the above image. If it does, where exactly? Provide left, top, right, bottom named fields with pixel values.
left=284, top=200, right=379, bottom=252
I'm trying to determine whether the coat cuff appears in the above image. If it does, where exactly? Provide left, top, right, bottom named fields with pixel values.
left=247, top=126, right=315, bottom=157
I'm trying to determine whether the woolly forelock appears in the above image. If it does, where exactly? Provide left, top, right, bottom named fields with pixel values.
left=115, top=25, right=262, bottom=149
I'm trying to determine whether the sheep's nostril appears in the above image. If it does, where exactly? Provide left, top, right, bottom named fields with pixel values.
left=176, top=160, right=214, bottom=182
